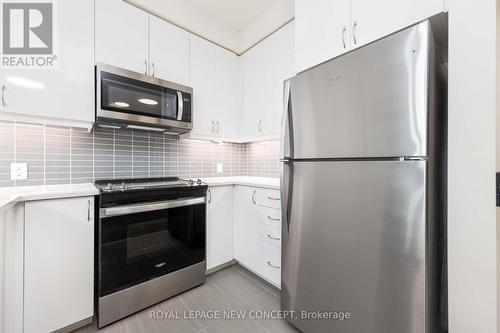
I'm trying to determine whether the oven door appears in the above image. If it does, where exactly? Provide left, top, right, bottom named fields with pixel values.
left=96, top=63, right=192, bottom=131
left=98, top=197, right=206, bottom=297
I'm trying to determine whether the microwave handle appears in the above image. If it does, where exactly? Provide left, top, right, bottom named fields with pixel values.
left=177, top=91, right=184, bottom=121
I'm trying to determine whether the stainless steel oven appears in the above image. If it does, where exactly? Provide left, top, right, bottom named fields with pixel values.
left=95, top=178, right=207, bottom=327
left=95, top=63, right=193, bottom=134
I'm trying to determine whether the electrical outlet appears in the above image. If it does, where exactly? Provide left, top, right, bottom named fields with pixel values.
left=216, top=163, right=223, bottom=174
left=11, top=163, right=28, bottom=180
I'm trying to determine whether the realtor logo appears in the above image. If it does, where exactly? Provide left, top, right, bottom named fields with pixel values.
left=1, top=1, right=56, bottom=68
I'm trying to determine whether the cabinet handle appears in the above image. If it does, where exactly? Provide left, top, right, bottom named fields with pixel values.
left=258, top=120, right=263, bottom=133
left=267, top=216, right=280, bottom=222
left=251, top=190, right=257, bottom=205
left=267, top=196, right=280, bottom=201
left=353, top=21, right=358, bottom=45
left=342, top=26, right=347, bottom=49
left=207, top=188, right=212, bottom=204
left=1, top=84, right=5, bottom=108
left=216, top=121, right=220, bottom=134
left=87, top=200, right=91, bottom=222
left=144, top=60, right=148, bottom=75
left=267, top=234, right=280, bottom=241
left=267, top=261, right=280, bottom=269
left=151, top=62, right=155, bottom=77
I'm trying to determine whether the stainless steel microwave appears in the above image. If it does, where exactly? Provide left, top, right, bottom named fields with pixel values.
left=95, top=63, right=193, bottom=134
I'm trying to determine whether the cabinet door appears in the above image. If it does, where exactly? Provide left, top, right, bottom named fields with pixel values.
left=284, top=21, right=296, bottom=79
left=206, top=186, right=234, bottom=270
left=214, top=47, right=239, bottom=138
left=24, top=197, right=94, bottom=333
left=351, top=0, right=443, bottom=48
left=233, top=186, right=261, bottom=270
left=0, top=0, right=94, bottom=123
left=95, top=0, right=149, bottom=74
left=295, top=0, right=350, bottom=73
left=149, top=15, right=190, bottom=85
left=242, top=27, right=286, bottom=138
left=189, top=35, right=217, bottom=136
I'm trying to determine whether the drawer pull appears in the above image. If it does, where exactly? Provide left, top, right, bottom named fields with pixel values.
left=267, top=216, right=280, bottom=222
left=252, top=190, right=257, bottom=205
left=267, top=234, right=280, bottom=241
left=267, top=196, right=280, bottom=201
left=267, top=261, right=280, bottom=269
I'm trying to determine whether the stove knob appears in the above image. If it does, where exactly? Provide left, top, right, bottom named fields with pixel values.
left=106, top=183, right=113, bottom=190
left=196, top=179, right=202, bottom=185
left=188, top=179, right=195, bottom=186
left=120, top=182, right=126, bottom=190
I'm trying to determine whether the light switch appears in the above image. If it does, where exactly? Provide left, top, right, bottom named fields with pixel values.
left=216, top=163, right=223, bottom=174
left=11, top=163, right=28, bottom=180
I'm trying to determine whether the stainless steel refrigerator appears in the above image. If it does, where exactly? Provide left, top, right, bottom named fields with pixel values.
left=280, top=16, right=448, bottom=333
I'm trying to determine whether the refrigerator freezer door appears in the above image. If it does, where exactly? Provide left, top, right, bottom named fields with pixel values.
left=288, top=22, right=430, bottom=159
left=281, top=160, right=426, bottom=333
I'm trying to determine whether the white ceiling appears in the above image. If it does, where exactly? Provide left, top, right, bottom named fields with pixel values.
left=126, top=0, right=294, bottom=54
left=185, top=0, right=278, bottom=31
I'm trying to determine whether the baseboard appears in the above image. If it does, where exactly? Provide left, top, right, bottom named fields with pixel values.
left=236, top=262, right=281, bottom=292
left=206, top=259, right=238, bottom=275
left=53, top=316, right=93, bottom=333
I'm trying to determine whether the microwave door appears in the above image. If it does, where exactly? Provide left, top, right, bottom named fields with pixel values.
left=96, top=63, right=193, bottom=133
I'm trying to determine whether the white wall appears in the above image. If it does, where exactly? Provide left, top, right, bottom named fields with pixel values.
left=448, top=0, right=497, bottom=331
left=238, top=0, right=294, bottom=54
left=126, top=0, right=240, bottom=53
left=497, top=2, right=500, bottom=332
left=126, top=0, right=294, bottom=55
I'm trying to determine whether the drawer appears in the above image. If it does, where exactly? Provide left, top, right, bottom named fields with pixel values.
left=255, top=188, right=281, bottom=209
left=258, top=223, right=281, bottom=248
left=257, top=240, right=281, bottom=287
left=256, top=205, right=282, bottom=228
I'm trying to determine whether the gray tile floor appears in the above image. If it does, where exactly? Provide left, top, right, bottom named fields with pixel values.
left=74, top=264, right=300, bottom=333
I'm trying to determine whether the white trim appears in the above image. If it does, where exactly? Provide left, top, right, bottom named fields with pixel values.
left=0, top=113, right=93, bottom=132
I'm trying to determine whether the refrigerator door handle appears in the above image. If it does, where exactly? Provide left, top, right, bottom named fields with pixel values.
left=280, top=160, right=294, bottom=231
left=280, top=80, right=293, bottom=160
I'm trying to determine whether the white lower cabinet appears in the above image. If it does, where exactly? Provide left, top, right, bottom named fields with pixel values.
left=206, top=186, right=234, bottom=270
left=24, top=197, right=94, bottom=333
left=234, top=186, right=281, bottom=287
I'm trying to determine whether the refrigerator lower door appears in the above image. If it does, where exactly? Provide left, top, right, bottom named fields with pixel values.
left=281, top=160, right=426, bottom=333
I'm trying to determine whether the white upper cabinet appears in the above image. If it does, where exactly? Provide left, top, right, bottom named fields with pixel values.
left=350, top=0, right=443, bottom=48
left=214, top=47, right=239, bottom=138
left=190, top=35, right=240, bottom=139
left=190, top=35, right=217, bottom=136
left=149, top=15, right=190, bottom=85
left=295, top=0, right=443, bottom=72
left=242, top=25, right=287, bottom=139
left=295, top=0, right=350, bottom=73
left=284, top=21, right=296, bottom=79
left=0, top=0, right=94, bottom=126
left=95, top=0, right=149, bottom=74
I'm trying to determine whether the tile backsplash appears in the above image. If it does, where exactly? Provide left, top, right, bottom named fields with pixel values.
left=0, top=121, right=280, bottom=187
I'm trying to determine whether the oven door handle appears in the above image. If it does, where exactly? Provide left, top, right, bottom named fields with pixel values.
left=100, top=197, right=206, bottom=218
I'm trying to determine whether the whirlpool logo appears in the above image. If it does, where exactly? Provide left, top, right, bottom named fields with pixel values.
left=1, top=0, right=57, bottom=68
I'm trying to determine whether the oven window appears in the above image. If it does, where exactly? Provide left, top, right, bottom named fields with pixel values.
left=99, top=203, right=206, bottom=297
left=100, top=72, right=178, bottom=120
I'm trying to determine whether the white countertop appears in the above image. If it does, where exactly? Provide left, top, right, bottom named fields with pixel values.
left=200, top=176, right=280, bottom=189
left=0, top=183, right=99, bottom=213
left=0, top=177, right=279, bottom=213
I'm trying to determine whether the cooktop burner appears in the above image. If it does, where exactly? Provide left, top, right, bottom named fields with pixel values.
left=95, top=177, right=205, bottom=193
